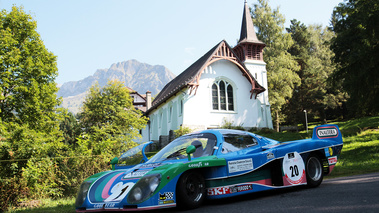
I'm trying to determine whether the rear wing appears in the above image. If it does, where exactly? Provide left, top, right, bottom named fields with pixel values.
left=312, top=124, right=343, bottom=144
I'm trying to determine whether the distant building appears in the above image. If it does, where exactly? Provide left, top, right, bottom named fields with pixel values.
left=137, top=2, right=273, bottom=144
left=128, top=87, right=151, bottom=113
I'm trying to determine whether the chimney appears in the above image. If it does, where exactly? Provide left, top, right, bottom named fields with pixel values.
left=146, top=91, right=152, bottom=110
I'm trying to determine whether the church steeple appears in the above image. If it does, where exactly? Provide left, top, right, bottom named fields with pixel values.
left=233, top=1, right=265, bottom=62
left=232, top=1, right=272, bottom=129
left=239, top=1, right=261, bottom=43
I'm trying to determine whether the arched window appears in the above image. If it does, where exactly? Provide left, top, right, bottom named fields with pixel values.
left=212, top=80, right=234, bottom=111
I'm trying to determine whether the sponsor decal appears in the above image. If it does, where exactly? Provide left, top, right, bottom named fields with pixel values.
left=158, top=192, right=174, bottom=205
left=94, top=203, right=116, bottom=209
left=288, top=153, right=295, bottom=159
left=282, top=152, right=306, bottom=185
left=158, top=200, right=174, bottom=205
left=229, top=184, right=253, bottom=194
left=266, top=152, right=275, bottom=160
left=159, top=192, right=174, bottom=200
left=316, top=126, right=339, bottom=139
left=139, top=163, right=162, bottom=168
left=328, top=156, right=337, bottom=165
left=207, top=187, right=228, bottom=195
left=324, top=148, right=330, bottom=157
left=324, top=147, right=334, bottom=157
left=188, top=162, right=203, bottom=168
left=207, top=184, right=253, bottom=196
left=123, top=170, right=149, bottom=179
left=228, top=158, right=253, bottom=173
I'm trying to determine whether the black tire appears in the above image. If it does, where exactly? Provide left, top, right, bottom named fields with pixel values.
left=176, top=170, right=206, bottom=209
left=306, top=154, right=324, bottom=187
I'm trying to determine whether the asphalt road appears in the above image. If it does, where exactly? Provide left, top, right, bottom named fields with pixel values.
left=156, top=172, right=379, bottom=213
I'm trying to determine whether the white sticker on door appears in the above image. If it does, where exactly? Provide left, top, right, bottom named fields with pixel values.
left=228, top=158, right=253, bottom=173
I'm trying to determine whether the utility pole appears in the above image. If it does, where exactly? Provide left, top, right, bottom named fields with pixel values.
left=303, top=110, right=308, bottom=133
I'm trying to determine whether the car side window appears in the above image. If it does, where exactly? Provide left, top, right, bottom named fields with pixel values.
left=221, top=133, right=258, bottom=154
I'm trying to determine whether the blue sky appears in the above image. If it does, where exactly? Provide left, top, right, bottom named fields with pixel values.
left=1, top=0, right=344, bottom=85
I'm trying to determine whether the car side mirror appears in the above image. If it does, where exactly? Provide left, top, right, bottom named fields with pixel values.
left=186, top=145, right=196, bottom=161
left=110, top=157, right=119, bottom=170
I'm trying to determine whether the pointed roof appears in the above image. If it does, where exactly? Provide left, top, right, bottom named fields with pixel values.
left=239, top=1, right=264, bottom=45
left=145, top=40, right=265, bottom=115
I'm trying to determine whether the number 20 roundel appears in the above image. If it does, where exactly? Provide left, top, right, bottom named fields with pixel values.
left=282, top=152, right=306, bottom=185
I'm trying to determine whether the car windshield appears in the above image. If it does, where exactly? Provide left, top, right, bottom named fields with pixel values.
left=147, top=133, right=217, bottom=163
left=117, top=143, right=145, bottom=166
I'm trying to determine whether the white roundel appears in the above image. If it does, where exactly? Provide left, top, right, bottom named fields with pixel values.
left=105, top=182, right=134, bottom=202
left=282, top=152, right=305, bottom=185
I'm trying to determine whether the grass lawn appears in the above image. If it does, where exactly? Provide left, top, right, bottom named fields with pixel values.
left=7, top=197, right=76, bottom=213
left=7, top=116, right=379, bottom=212
left=329, top=128, right=379, bottom=177
left=256, top=116, right=379, bottom=178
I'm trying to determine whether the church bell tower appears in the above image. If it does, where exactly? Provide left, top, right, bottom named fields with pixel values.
left=233, top=1, right=273, bottom=129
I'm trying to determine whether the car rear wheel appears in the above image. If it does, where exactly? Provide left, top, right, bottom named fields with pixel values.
left=176, top=170, right=205, bottom=209
left=306, top=154, right=323, bottom=187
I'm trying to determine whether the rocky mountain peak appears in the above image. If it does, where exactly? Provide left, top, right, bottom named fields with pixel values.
left=58, top=59, right=176, bottom=114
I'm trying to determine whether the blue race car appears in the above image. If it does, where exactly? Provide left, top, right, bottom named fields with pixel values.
left=75, top=124, right=343, bottom=212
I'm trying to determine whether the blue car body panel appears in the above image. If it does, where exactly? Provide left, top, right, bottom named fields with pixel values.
left=76, top=124, right=343, bottom=212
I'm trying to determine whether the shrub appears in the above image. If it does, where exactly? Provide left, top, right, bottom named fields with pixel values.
left=174, top=126, right=193, bottom=138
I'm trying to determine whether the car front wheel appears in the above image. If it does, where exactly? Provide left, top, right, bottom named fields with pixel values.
left=176, top=170, right=205, bottom=209
left=306, top=154, right=323, bottom=187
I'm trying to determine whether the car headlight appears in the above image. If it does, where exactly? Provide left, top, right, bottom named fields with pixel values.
left=75, top=181, right=92, bottom=208
left=127, top=174, right=161, bottom=204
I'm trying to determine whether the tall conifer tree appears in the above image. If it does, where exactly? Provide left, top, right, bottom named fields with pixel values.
left=251, top=0, right=300, bottom=131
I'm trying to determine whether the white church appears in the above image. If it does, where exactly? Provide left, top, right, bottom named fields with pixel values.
left=138, top=2, right=273, bottom=143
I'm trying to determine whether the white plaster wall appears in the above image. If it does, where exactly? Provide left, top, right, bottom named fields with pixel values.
left=140, top=59, right=273, bottom=142
left=144, top=92, right=185, bottom=141
left=183, top=60, right=261, bottom=129
left=244, top=59, right=273, bottom=129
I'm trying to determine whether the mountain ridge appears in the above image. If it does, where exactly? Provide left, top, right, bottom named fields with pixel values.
left=58, top=59, right=176, bottom=114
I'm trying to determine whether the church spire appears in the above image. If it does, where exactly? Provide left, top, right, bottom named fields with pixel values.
left=233, top=1, right=265, bottom=62
left=238, top=1, right=262, bottom=44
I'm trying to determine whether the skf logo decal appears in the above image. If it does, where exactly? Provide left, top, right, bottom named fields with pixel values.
left=316, top=126, right=339, bottom=139
left=328, top=156, right=337, bottom=165
left=207, top=184, right=253, bottom=196
left=207, top=187, right=228, bottom=196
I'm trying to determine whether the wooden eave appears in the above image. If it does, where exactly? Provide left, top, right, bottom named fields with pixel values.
left=187, top=40, right=265, bottom=98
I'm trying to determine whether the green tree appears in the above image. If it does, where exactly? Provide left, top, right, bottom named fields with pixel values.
left=59, top=110, right=81, bottom=145
left=284, top=20, right=348, bottom=126
left=331, top=0, right=379, bottom=116
left=0, top=6, right=64, bottom=208
left=251, top=0, right=300, bottom=131
left=79, top=80, right=148, bottom=156
left=284, top=20, right=311, bottom=126
left=0, top=7, right=60, bottom=129
left=307, top=25, right=348, bottom=120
